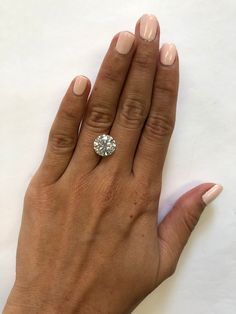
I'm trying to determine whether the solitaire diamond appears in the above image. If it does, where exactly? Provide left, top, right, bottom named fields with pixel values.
left=93, top=134, right=116, bottom=157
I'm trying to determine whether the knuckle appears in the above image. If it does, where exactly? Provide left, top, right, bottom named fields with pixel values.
left=58, top=105, right=78, bottom=122
left=154, top=77, right=178, bottom=99
left=23, top=183, right=39, bottom=206
left=183, top=210, right=200, bottom=233
left=99, top=59, right=123, bottom=84
left=24, top=182, right=56, bottom=213
left=145, top=113, right=175, bottom=139
left=100, top=184, right=116, bottom=204
left=168, top=263, right=177, bottom=277
left=49, top=129, right=76, bottom=152
left=158, top=237, right=178, bottom=279
left=133, top=49, right=155, bottom=70
left=119, top=95, right=147, bottom=128
left=95, top=174, right=121, bottom=211
left=85, top=101, right=114, bottom=130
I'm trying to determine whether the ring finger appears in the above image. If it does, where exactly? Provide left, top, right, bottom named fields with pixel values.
left=68, top=31, right=136, bottom=174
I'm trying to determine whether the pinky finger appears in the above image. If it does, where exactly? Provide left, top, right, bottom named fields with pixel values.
left=35, top=75, right=91, bottom=185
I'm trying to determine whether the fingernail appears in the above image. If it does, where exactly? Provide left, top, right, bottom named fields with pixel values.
left=115, top=31, right=135, bottom=54
left=160, top=43, right=177, bottom=66
left=202, top=184, right=223, bottom=205
left=140, top=14, right=158, bottom=42
left=73, top=76, right=88, bottom=96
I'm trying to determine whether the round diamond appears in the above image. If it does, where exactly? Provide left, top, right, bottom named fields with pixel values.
left=93, top=134, right=116, bottom=157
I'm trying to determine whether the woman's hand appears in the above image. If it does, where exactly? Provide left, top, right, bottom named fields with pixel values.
left=4, top=14, right=222, bottom=314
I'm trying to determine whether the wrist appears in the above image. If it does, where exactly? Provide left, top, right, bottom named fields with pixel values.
left=4, top=282, right=141, bottom=314
left=4, top=285, right=61, bottom=314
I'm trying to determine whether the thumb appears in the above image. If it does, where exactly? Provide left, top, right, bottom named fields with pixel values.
left=157, top=183, right=223, bottom=283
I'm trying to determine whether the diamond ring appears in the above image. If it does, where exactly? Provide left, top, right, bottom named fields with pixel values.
left=93, top=134, right=117, bottom=157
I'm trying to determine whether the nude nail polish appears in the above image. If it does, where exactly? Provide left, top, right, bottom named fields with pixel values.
left=115, top=31, right=135, bottom=54
left=160, top=43, right=177, bottom=66
left=73, top=76, right=88, bottom=96
left=202, top=184, right=223, bottom=205
left=140, top=14, right=158, bottom=41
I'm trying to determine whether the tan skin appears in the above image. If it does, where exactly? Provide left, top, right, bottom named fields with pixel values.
left=4, top=16, right=215, bottom=314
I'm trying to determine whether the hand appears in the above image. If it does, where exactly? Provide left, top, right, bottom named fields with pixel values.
left=4, top=14, right=223, bottom=314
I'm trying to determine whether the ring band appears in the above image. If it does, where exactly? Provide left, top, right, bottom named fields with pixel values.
left=93, top=134, right=117, bottom=157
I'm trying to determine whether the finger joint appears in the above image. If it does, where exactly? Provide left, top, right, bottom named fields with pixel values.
left=145, top=113, right=175, bottom=140
left=49, top=130, right=77, bottom=153
left=85, top=100, right=114, bottom=130
left=118, top=95, right=147, bottom=128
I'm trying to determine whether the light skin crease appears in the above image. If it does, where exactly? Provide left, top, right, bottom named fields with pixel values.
left=3, top=14, right=222, bottom=314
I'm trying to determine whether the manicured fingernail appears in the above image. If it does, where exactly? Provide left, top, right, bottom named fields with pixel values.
left=115, top=31, right=135, bottom=54
left=160, top=43, right=177, bottom=66
left=73, top=76, right=88, bottom=96
left=202, top=184, right=223, bottom=205
left=140, top=14, right=158, bottom=42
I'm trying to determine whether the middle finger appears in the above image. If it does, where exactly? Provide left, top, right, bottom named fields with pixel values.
left=102, top=14, right=160, bottom=172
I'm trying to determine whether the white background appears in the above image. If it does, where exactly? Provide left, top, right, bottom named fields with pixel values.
left=0, top=0, right=236, bottom=313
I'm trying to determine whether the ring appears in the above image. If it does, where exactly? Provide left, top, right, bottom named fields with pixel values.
left=93, top=134, right=117, bottom=157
